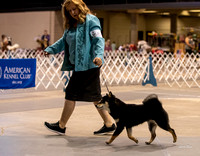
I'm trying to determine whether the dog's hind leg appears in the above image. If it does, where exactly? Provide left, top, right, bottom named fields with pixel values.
left=168, top=128, right=177, bottom=143
left=158, top=124, right=177, bottom=143
left=155, top=116, right=177, bottom=143
left=126, top=127, right=138, bottom=144
left=145, top=120, right=157, bottom=145
left=106, top=123, right=124, bottom=145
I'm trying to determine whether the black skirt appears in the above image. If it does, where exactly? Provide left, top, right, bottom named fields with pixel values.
left=65, top=67, right=102, bottom=102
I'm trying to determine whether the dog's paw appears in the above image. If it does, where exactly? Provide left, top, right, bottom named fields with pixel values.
left=145, top=141, right=151, bottom=145
left=135, top=139, right=139, bottom=144
left=106, top=141, right=111, bottom=145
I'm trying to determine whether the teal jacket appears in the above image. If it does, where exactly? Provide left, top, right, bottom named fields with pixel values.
left=45, top=14, right=105, bottom=71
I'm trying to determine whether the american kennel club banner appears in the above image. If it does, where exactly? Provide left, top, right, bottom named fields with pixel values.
left=0, top=59, right=36, bottom=89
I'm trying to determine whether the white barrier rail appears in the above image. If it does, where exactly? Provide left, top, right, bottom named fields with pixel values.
left=103, top=51, right=200, bottom=88
left=0, top=49, right=200, bottom=89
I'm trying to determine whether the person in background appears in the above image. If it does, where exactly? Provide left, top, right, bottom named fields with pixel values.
left=44, top=0, right=115, bottom=135
left=185, top=32, right=195, bottom=54
left=41, top=30, right=50, bottom=50
left=111, top=41, right=116, bottom=51
left=118, top=44, right=126, bottom=52
left=137, top=40, right=151, bottom=54
left=1, top=34, right=10, bottom=51
left=0, top=34, right=18, bottom=51
left=129, top=43, right=136, bottom=51
left=104, top=39, right=112, bottom=51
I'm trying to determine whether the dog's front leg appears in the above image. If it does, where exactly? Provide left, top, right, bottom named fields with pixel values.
left=126, top=127, right=138, bottom=144
left=106, top=135, right=118, bottom=145
left=106, top=123, right=124, bottom=145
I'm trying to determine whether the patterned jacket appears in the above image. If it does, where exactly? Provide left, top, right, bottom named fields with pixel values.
left=45, top=14, right=105, bottom=71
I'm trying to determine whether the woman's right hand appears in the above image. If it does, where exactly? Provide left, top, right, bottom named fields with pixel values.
left=93, top=57, right=102, bottom=67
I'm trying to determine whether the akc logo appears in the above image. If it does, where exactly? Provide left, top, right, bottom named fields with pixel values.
left=0, top=67, right=2, bottom=79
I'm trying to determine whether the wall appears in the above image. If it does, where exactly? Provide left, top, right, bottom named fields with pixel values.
left=1, top=11, right=200, bottom=50
left=0, top=11, right=53, bottom=49
left=109, top=12, right=131, bottom=46
left=137, top=14, right=146, bottom=39
left=177, top=16, right=200, bottom=35
left=96, top=11, right=132, bottom=47
left=98, top=12, right=200, bottom=47
left=54, top=11, right=64, bottom=42
left=144, top=15, right=171, bottom=34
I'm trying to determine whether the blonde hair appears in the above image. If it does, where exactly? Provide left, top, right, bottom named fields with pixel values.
left=62, top=0, right=92, bottom=29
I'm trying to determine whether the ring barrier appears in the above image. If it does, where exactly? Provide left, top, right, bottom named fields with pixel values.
left=0, top=49, right=200, bottom=90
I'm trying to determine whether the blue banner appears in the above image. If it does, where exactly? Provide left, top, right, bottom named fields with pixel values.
left=0, top=59, right=36, bottom=89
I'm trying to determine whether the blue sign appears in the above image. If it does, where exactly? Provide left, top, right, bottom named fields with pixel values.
left=142, top=56, right=157, bottom=87
left=0, top=59, right=36, bottom=89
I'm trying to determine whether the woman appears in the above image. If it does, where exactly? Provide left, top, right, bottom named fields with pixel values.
left=44, top=0, right=115, bottom=135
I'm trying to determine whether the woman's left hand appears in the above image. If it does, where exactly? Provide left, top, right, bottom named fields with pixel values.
left=93, top=57, right=102, bottom=67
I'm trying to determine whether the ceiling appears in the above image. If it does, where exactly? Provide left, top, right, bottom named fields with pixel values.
left=1, top=0, right=200, bottom=16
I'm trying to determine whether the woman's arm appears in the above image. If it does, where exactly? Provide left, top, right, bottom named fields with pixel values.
left=44, top=30, right=68, bottom=54
left=89, top=16, right=105, bottom=66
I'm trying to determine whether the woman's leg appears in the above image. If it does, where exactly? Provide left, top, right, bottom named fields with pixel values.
left=93, top=101, right=114, bottom=127
left=93, top=101, right=116, bottom=134
left=59, top=99, right=76, bottom=129
left=44, top=99, right=75, bottom=134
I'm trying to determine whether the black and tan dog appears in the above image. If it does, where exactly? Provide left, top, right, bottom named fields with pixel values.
left=97, top=92, right=177, bottom=145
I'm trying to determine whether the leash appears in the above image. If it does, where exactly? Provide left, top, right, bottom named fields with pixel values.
left=95, top=73, right=110, bottom=109
left=101, top=74, right=110, bottom=93
left=95, top=61, right=110, bottom=93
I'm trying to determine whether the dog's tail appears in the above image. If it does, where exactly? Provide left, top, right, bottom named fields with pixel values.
left=142, top=94, right=163, bottom=110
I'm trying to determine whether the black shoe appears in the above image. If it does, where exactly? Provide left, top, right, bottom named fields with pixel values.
left=44, top=121, right=66, bottom=135
left=94, top=123, right=116, bottom=135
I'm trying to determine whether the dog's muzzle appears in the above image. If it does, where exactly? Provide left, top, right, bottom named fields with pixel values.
left=95, top=103, right=104, bottom=109
left=95, top=99, right=105, bottom=109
